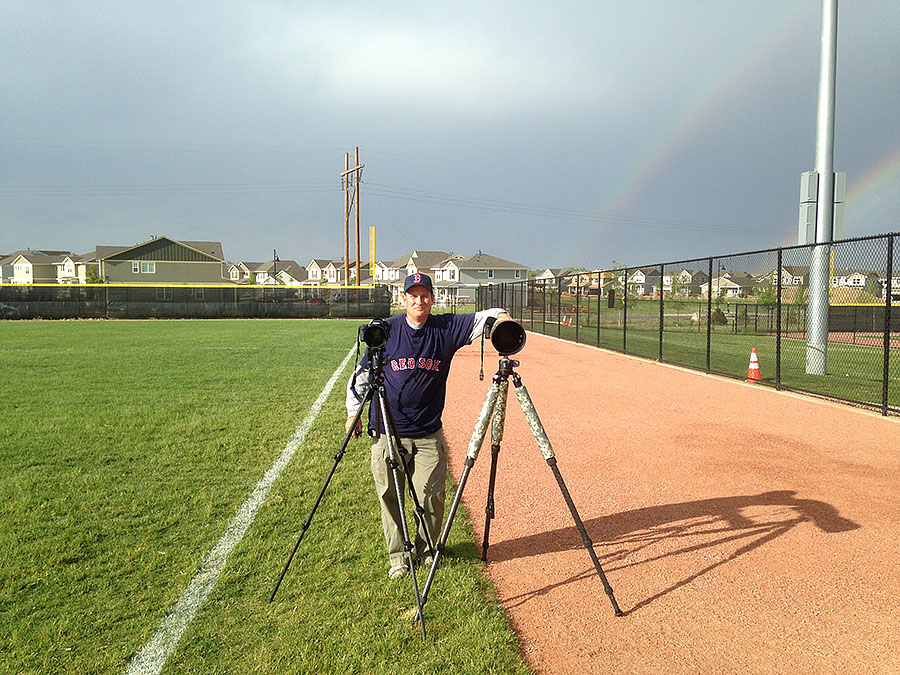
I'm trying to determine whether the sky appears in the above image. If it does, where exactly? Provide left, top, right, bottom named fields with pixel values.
left=2, top=1, right=899, bottom=271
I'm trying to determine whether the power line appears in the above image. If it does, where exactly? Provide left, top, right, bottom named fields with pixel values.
left=0, top=176, right=781, bottom=236
left=363, top=182, right=781, bottom=235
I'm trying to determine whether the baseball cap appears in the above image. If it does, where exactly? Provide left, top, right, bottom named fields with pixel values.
left=403, top=272, right=434, bottom=293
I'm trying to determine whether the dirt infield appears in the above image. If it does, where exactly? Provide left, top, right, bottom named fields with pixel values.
left=441, top=332, right=900, bottom=674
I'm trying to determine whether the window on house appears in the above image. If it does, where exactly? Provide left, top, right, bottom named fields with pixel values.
left=193, top=288, right=205, bottom=300
left=488, top=270, right=494, bottom=278
left=141, top=262, right=156, bottom=274
left=515, top=270, right=521, bottom=279
left=449, top=269, right=456, bottom=280
left=133, top=262, right=140, bottom=273
left=157, top=287, right=173, bottom=301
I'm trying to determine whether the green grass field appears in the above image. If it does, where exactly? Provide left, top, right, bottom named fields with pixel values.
left=525, top=311, right=898, bottom=412
left=0, top=320, right=529, bottom=674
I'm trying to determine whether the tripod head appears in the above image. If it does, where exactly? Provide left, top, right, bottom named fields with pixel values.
left=495, top=355, right=520, bottom=382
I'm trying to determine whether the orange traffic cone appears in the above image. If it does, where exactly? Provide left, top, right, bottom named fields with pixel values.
left=746, top=348, right=761, bottom=382
left=562, top=315, right=568, bottom=326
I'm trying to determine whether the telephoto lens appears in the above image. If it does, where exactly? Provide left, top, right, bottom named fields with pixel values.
left=490, top=319, right=526, bottom=356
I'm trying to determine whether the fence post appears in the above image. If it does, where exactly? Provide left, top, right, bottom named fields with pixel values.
left=706, top=258, right=713, bottom=372
left=557, top=278, right=562, bottom=339
left=575, top=280, right=580, bottom=343
left=776, top=249, right=782, bottom=388
left=542, top=279, right=547, bottom=335
left=623, top=268, right=629, bottom=352
left=883, top=235, right=894, bottom=416
left=596, top=272, right=601, bottom=347
left=658, top=264, right=665, bottom=360
left=527, top=280, right=532, bottom=329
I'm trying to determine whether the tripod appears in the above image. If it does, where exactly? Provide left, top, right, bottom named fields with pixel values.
left=418, top=355, right=623, bottom=630
left=268, top=345, right=434, bottom=638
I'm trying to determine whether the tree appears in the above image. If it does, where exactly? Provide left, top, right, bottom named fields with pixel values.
left=756, top=274, right=777, bottom=305
left=85, top=266, right=102, bottom=284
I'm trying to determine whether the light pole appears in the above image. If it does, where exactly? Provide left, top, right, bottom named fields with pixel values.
left=806, top=0, right=838, bottom=375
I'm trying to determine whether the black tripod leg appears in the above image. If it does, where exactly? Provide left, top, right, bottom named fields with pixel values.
left=376, top=392, right=427, bottom=638
left=381, top=394, right=436, bottom=558
left=512, top=381, right=624, bottom=617
left=481, top=380, right=509, bottom=561
left=268, top=387, right=371, bottom=603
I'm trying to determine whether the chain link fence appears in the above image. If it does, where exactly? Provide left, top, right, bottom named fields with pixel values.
left=0, top=284, right=391, bottom=320
left=478, top=232, right=899, bottom=416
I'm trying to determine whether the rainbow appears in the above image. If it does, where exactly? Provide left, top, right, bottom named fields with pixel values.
left=567, top=4, right=815, bottom=261
left=843, top=146, right=900, bottom=232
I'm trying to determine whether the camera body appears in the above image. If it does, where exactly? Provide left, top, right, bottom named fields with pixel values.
left=359, top=317, right=391, bottom=349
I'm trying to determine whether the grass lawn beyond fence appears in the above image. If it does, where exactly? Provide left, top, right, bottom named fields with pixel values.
left=0, top=319, right=528, bottom=674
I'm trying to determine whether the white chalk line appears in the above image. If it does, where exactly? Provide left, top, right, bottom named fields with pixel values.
left=126, top=346, right=356, bottom=675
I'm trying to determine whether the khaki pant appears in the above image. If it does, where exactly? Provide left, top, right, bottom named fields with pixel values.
left=370, top=429, right=447, bottom=567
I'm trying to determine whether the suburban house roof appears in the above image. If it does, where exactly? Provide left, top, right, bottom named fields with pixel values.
left=1, top=250, right=73, bottom=265
left=401, top=250, right=459, bottom=270
left=445, top=252, right=527, bottom=269
left=99, top=237, right=225, bottom=262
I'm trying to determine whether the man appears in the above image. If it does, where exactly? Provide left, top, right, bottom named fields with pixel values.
left=346, top=272, right=510, bottom=579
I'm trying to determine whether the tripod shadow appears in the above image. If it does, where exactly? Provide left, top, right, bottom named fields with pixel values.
left=486, top=490, right=859, bottom=615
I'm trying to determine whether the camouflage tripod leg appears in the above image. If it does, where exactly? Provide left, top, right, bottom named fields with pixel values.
left=512, top=378, right=624, bottom=617
left=419, top=379, right=502, bottom=611
left=481, top=379, right=509, bottom=561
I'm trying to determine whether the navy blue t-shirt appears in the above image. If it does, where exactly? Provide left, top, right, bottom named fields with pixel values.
left=360, top=312, right=476, bottom=437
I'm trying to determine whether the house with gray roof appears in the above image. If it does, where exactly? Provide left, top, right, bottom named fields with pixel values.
left=1, top=250, right=73, bottom=283
left=98, top=236, right=227, bottom=284
left=431, top=252, right=529, bottom=304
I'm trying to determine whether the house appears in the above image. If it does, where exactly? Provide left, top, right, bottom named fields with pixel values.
left=322, top=260, right=351, bottom=286
left=536, top=268, right=573, bottom=281
left=627, top=267, right=662, bottom=296
left=780, top=266, right=809, bottom=287
left=564, top=270, right=616, bottom=296
left=662, top=269, right=709, bottom=296
left=534, top=268, right=573, bottom=292
left=699, top=271, right=756, bottom=298
left=98, top=236, right=227, bottom=284
left=53, top=250, right=112, bottom=284
left=228, top=260, right=309, bottom=285
left=226, top=262, right=259, bottom=283
left=305, top=259, right=332, bottom=284
left=271, top=261, right=308, bottom=286
left=372, top=255, right=408, bottom=284
left=1, top=250, right=73, bottom=283
left=374, top=251, right=459, bottom=304
left=431, top=252, right=529, bottom=305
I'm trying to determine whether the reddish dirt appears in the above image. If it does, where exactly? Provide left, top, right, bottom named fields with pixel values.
left=441, top=332, right=900, bottom=674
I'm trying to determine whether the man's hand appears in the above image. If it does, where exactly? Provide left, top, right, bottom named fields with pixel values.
left=346, top=416, right=362, bottom=438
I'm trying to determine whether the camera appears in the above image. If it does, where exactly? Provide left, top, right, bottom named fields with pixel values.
left=488, top=318, right=527, bottom=356
left=359, top=318, right=390, bottom=349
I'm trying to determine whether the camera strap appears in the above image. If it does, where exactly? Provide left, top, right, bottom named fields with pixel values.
left=479, top=316, right=497, bottom=381
left=350, top=341, right=363, bottom=395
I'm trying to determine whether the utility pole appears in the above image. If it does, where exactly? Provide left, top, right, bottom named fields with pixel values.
left=341, top=148, right=364, bottom=288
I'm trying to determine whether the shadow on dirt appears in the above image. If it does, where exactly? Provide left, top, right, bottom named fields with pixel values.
left=483, top=490, right=859, bottom=614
